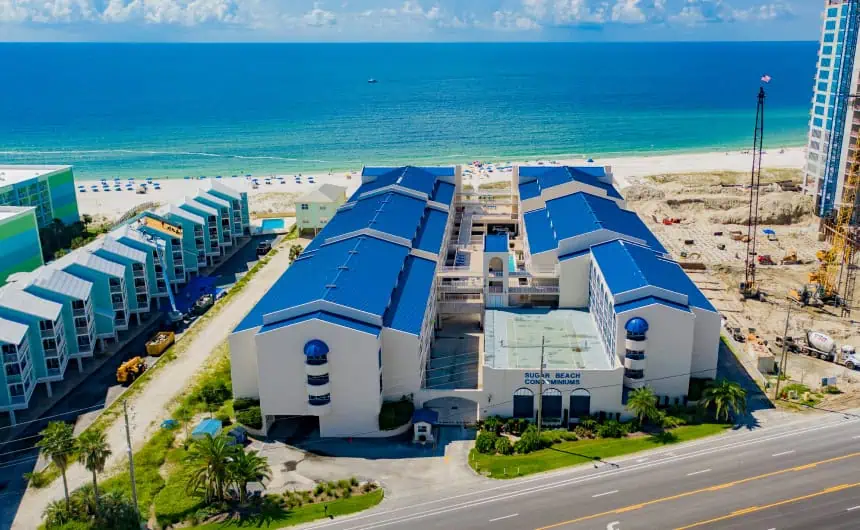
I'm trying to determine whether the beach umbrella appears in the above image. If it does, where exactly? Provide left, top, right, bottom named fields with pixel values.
left=587, top=158, right=594, bottom=163
left=762, top=228, right=776, bottom=235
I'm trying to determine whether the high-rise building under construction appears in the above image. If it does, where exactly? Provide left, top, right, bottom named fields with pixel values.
left=803, top=1, right=860, bottom=222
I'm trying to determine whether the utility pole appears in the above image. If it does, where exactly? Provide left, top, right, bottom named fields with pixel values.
left=123, top=400, right=139, bottom=516
left=537, top=336, right=545, bottom=437
left=774, top=299, right=793, bottom=400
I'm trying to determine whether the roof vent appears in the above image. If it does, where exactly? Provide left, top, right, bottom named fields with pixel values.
left=337, top=266, right=349, bottom=270
left=348, top=250, right=359, bottom=254
left=325, top=283, right=337, bottom=289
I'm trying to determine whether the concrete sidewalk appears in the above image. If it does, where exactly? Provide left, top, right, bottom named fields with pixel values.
left=11, top=239, right=296, bottom=529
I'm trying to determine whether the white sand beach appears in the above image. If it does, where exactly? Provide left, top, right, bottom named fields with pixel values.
left=75, top=147, right=806, bottom=223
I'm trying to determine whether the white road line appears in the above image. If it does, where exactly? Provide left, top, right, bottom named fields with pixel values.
left=592, top=490, right=619, bottom=498
left=846, top=505, right=860, bottom=511
left=772, top=450, right=796, bottom=457
left=309, top=418, right=860, bottom=530
left=686, top=468, right=712, bottom=476
left=488, top=513, right=519, bottom=522
left=636, top=458, right=649, bottom=463
left=852, top=435, right=860, bottom=440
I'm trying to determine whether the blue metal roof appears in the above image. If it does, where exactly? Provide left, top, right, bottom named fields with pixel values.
left=415, top=209, right=448, bottom=254
left=359, top=166, right=449, bottom=196
left=258, top=311, right=381, bottom=336
left=235, top=236, right=409, bottom=332
left=615, top=296, right=692, bottom=314
left=591, top=240, right=715, bottom=312
left=523, top=209, right=556, bottom=254
left=519, top=180, right=541, bottom=201
left=518, top=166, right=622, bottom=200
left=384, top=256, right=436, bottom=335
left=322, top=191, right=426, bottom=243
left=412, top=408, right=439, bottom=424
left=431, top=181, right=455, bottom=206
left=484, top=233, right=509, bottom=253
left=546, top=193, right=666, bottom=253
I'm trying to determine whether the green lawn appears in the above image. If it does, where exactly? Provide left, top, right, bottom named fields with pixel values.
left=471, top=424, right=729, bottom=479
left=192, top=489, right=384, bottom=529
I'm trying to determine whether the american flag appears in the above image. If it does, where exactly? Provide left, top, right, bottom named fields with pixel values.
left=761, top=74, right=772, bottom=83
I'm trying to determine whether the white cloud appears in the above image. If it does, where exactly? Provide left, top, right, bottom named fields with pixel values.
left=303, top=2, right=336, bottom=27
left=492, top=9, right=541, bottom=31
left=611, top=0, right=667, bottom=24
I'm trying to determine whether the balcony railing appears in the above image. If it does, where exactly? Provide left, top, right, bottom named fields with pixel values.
left=72, top=306, right=86, bottom=317
left=3, top=353, right=19, bottom=364
left=112, top=300, right=125, bottom=310
left=75, top=325, right=89, bottom=335
left=6, top=373, right=22, bottom=383
left=46, top=367, right=62, bottom=377
left=10, top=394, right=26, bottom=404
left=40, top=328, right=55, bottom=339
left=508, top=285, right=560, bottom=294
left=308, top=395, right=331, bottom=406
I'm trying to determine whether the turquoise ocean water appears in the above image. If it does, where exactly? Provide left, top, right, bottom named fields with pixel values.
left=0, top=42, right=815, bottom=180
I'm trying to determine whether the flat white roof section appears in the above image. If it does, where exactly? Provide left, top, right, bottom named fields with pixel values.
left=0, top=206, right=36, bottom=222
left=0, top=165, right=70, bottom=186
left=484, top=308, right=610, bottom=370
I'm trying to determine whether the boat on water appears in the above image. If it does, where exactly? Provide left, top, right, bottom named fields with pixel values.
left=367, top=78, right=378, bottom=84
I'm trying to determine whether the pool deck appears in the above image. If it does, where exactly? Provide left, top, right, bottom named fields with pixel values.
left=256, top=217, right=295, bottom=235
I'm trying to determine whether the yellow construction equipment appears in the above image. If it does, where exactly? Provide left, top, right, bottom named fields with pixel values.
left=116, top=357, right=147, bottom=384
left=781, top=249, right=798, bottom=265
left=812, top=134, right=860, bottom=314
left=145, top=331, right=175, bottom=357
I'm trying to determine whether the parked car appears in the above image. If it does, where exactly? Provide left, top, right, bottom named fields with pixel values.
left=226, top=426, right=248, bottom=445
left=256, top=241, right=272, bottom=256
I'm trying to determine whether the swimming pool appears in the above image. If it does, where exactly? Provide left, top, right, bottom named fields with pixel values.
left=261, top=218, right=285, bottom=231
left=509, top=254, right=516, bottom=271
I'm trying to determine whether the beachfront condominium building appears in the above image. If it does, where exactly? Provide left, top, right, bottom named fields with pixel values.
left=0, top=288, right=69, bottom=400
left=229, top=165, right=719, bottom=437
left=296, top=184, right=348, bottom=236
left=0, top=165, right=79, bottom=227
left=10, top=268, right=98, bottom=368
left=804, top=1, right=860, bottom=223
left=0, top=206, right=44, bottom=283
left=0, top=317, right=36, bottom=425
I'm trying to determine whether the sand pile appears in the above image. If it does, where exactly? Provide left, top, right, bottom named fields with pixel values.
left=249, top=192, right=301, bottom=216
left=708, top=193, right=814, bottom=226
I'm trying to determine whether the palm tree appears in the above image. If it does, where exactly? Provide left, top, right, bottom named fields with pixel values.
left=36, top=422, right=76, bottom=510
left=627, top=386, right=659, bottom=425
left=289, top=244, right=303, bottom=263
left=77, top=429, right=112, bottom=509
left=699, top=379, right=747, bottom=422
left=184, top=434, right=236, bottom=504
left=228, top=449, right=271, bottom=504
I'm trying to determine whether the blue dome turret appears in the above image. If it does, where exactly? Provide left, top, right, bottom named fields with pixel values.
left=303, top=339, right=329, bottom=357
left=625, top=317, right=649, bottom=335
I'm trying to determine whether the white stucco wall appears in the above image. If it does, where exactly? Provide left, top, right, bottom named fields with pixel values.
left=254, top=319, right=383, bottom=437
left=690, top=307, right=721, bottom=380
left=558, top=254, right=590, bottom=308
left=615, top=304, right=695, bottom=403
left=381, top=328, right=422, bottom=399
left=481, top=365, right=625, bottom=421
left=229, top=328, right=260, bottom=399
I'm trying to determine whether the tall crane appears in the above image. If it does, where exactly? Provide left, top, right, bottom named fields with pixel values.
left=740, top=87, right=766, bottom=301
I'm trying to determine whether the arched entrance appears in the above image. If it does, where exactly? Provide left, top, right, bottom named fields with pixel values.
left=513, top=387, right=534, bottom=418
left=541, top=388, right=563, bottom=420
left=422, top=397, right=479, bottom=425
left=488, top=256, right=504, bottom=273
left=569, top=388, right=591, bottom=422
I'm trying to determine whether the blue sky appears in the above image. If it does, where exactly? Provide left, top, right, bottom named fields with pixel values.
left=0, top=0, right=822, bottom=42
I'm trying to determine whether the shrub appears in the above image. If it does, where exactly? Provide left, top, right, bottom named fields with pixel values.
left=236, top=406, right=263, bottom=429
left=233, top=397, right=260, bottom=411
left=475, top=431, right=498, bottom=454
left=378, top=397, right=414, bottom=431
left=361, top=482, right=376, bottom=493
left=23, top=470, right=50, bottom=488
left=495, top=436, right=513, bottom=455
left=198, top=380, right=231, bottom=406
left=514, top=425, right=543, bottom=454
left=825, top=385, right=842, bottom=394
left=337, top=479, right=351, bottom=491
left=597, top=420, right=624, bottom=439
left=580, top=418, right=598, bottom=431
left=573, top=425, right=593, bottom=439
left=659, top=413, right=686, bottom=429
left=215, top=411, right=232, bottom=425
left=314, top=483, right=326, bottom=496
left=484, top=416, right=501, bottom=434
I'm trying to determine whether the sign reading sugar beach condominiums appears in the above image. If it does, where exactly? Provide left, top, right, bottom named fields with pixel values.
left=524, top=372, right=582, bottom=385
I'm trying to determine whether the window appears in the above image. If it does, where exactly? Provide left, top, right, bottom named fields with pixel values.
left=825, top=20, right=836, bottom=31
left=823, top=46, right=833, bottom=55
left=821, top=58, right=831, bottom=68
left=625, top=350, right=645, bottom=361
left=814, top=117, right=824, bottom=128
left=817, top=82, right=828, bottom=92
left=624, top=368, right=644, bottom=380
left=71, top=300, right=85, bottom=311
left=319, top=205, right=326, bottom=210
left=39, top=320, right=53, bottom=332
left=814, top=105, right=825, bottom=116
left=819, top=70, right=830, bottom=81
left=301, top=204, right=309, bottom=210
left=320, top=217, right=329, bottom=224
left=308, top=393, right=331, bottom=405
left=74, top=317, right=88, bottom=329
left=824, top=33, right=835, bottom=43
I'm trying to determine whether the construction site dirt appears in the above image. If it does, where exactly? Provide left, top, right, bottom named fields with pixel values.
left=625, top=167, right=860, bottom=411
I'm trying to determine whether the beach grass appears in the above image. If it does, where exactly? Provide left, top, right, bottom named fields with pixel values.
left=645, top=168, right=802, bottom=186
left=470, top=424, right=728, bottom=479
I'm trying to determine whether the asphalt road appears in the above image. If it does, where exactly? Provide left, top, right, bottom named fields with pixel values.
left=303, top=411, right=860, bottom=530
